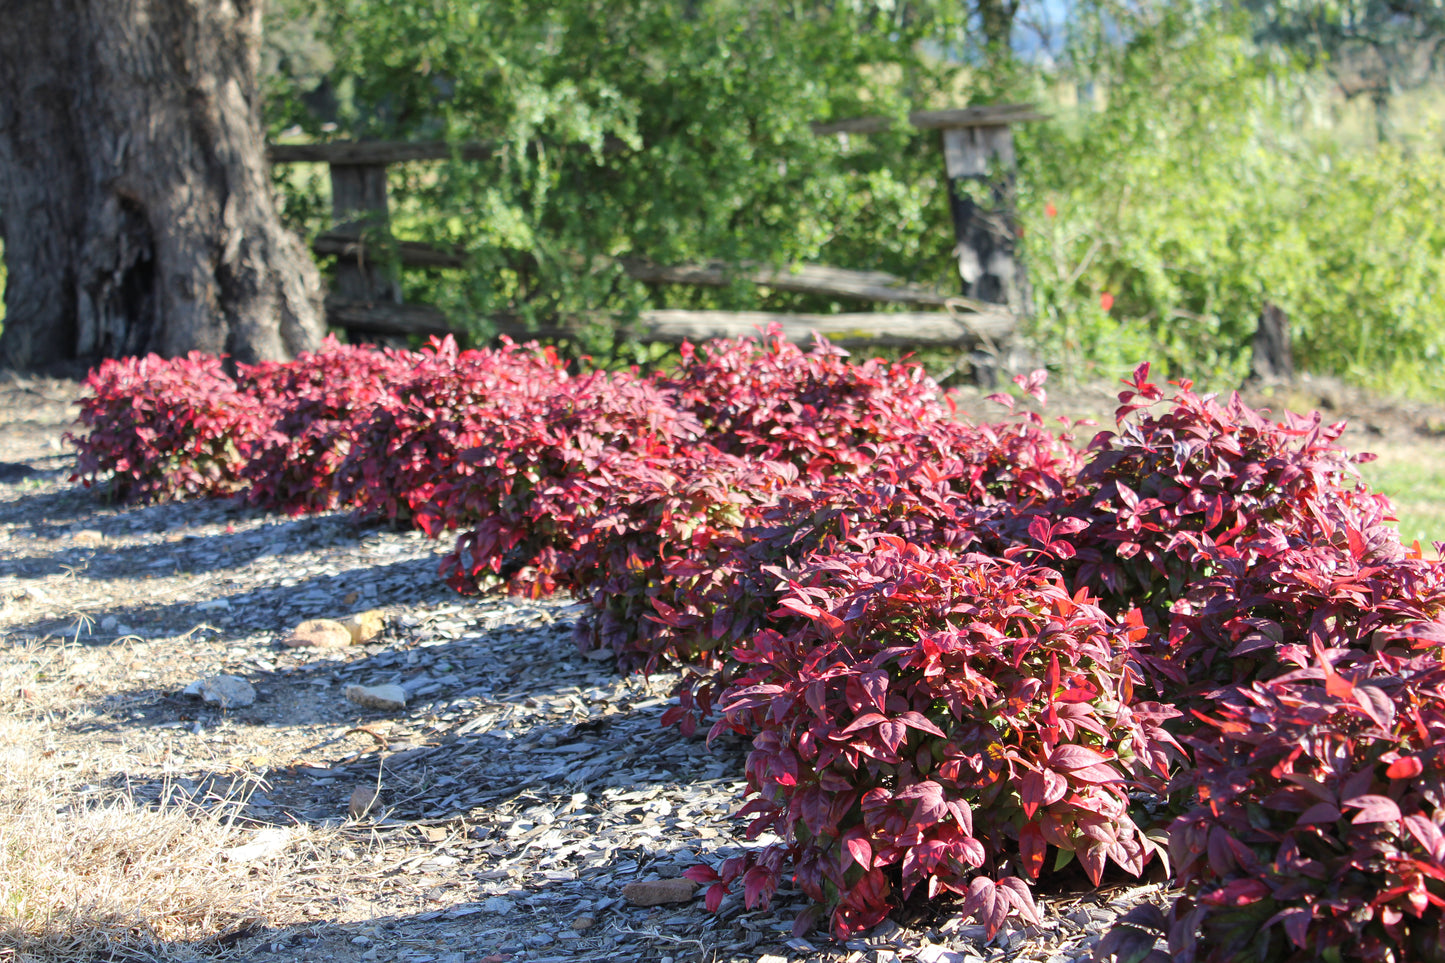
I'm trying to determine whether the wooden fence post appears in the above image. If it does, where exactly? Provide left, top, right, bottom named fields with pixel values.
left=328, top=161, right=400, bottom=307
left=940, top=118, right=1031, bottom=319
left=1250, top=302, right=1294, bottom=383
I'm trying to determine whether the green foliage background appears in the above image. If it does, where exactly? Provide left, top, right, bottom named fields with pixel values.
left=1017, top=2, right=1445, bottom=393
left=261, top=0, right=1445, bottom=396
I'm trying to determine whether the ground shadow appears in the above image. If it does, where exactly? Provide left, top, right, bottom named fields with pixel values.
left=26, top=612, right=826, bottom=963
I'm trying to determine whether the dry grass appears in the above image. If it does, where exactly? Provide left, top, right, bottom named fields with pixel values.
left=0, top=657, right=373, bottom=963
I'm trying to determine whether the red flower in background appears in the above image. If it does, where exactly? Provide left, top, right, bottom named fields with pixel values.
left=1100, top=292, right=1115, bottom=312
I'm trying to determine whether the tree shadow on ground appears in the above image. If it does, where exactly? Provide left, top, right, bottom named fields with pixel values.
left=3, top=544, right=466, bottom=644
left=0, top=494, right=405, bottom=582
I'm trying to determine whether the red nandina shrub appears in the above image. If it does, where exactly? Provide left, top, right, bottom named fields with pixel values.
left=662, top=327, right=950, bottom=476
left=69, top=352, right=268, bottom=502
left=238, top=336, right=416, bottom=514
left=333, top=337, right=568, bottom=521
left=1165, top=645, right=1445, bottom=963
left=695, top=538, right=1182, bottom=939
left=1054, top=363, right=1373, bottom=619
left=567, top=448, right=802, bottom=688
left=1153, top=494, right=1442, bottom=700
left=573, top=407, right=1079, bottom=736
left=431, top=369, right=702, bottom=597
left=631, top=398, right=1085, bottom=735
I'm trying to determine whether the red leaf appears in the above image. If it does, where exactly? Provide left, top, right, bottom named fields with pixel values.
left=1019, top=771, right=1047, bottom=820
left=1264, top=907, right=1311, bottom=948
left=1387, top=756, right=1424, bottom=780
left=684, top=865, right=720, bottom=883
left=845, top=834, right=873, bottom=871
left=1297, top=802, right=1343, bottom=825
left=896, top=711, right=947, bottom=738
left=1405, top=814, right=1445, bottom=860
left=1067, top=762, right=1123, bottom=784
left=1344, top=794, right=1402, bottom=824
left=840, top=713, right=888, bottom=735
left=705, top=882, right=727, bottom=913
left=878, top=720, right=908, bottom=754
left=860, top=671, right=889, bottom=714
left=997, top=876, right=1040, bottom=924
left=1019, top=822, right=1047, bottom=879
left=1049, top=744, right=1112, bottom=771
left=1201, top=878, right=1270, bottom=907
left=742, top=866, right=776, bottom=910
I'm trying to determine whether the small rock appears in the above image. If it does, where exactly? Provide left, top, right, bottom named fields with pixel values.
left=340, top=610, right=386, bottom=645
left=917, top=948, right=970, bottom=963
left=283, top=618, right=353, bottom=648
left=480, top=896, right=513, bottom=915
left=621, top=877, right=697, bottom=907
left=348, top=785, right=380, bottom=819
left=345, top=683, right=407, bottom=712
left=22, top=584, right=50, bottom=603
left=221, top=827, right=290, bottom=863
left=571, top=915, right=595, bottom=932
left=182, top=675, right=256, bottom=708
left=72, top=529, right=105, bottom=547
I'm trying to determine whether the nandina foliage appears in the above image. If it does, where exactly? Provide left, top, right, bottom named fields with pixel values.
left=428, top=369, right=703, bottom=597
left=237, top=336, right=417, bottom=514
left=69, top=352, right=269, bottom=502
left=1153, top=490, right=1442, bottom=704
left=566, top=448, right=802, bottom=684
left=570, top=406, right=1085, bottom=736
left=333, top=337, right=568, bottom=521
left=1049, top=363, right=1372, bottom=621
left=661, top=327, right=950, bottom=475
left=699, top=538, right=1183, bottom=939
left=1167, top=645, right=1445, bottom=963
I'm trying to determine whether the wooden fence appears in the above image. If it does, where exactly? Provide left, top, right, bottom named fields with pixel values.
left=267, top=103, right=1042, bottom=350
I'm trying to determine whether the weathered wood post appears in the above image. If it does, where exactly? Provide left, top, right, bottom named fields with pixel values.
left=1250, top=302, right=1294, bottom=383
left=933, top=104, right=1042, bottom=321
left=328, top=159, right=401, bottom=307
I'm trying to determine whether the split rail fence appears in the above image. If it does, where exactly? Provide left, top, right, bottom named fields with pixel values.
left=266, top=103, right=1043, bottom=352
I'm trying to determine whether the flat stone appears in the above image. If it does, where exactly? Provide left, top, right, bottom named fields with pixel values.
left=221, top=827, right=291, bottom=863
left=621, top=877, right=696, bottom=907
left=345, top=683, right=407, bottom=712
left=182, top=674, right=256, bottom=708
left=340, top=610, right=386, bottom=644
left=283, top=618, right=353, bottom=648
left=349, top=784, right=380, bottom=819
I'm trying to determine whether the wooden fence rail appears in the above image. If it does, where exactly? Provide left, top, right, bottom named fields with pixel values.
left=270, top=103, right=1040, bottom=351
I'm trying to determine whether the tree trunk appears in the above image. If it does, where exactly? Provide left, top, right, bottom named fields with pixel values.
left=0, top=0, right=324, bottom=370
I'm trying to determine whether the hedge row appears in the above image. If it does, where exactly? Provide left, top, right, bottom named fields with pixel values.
left=70, top=332, right=1445, bottom=959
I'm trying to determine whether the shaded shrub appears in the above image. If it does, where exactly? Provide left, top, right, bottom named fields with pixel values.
left=698, top=538, right=1182, bottom=939
left=333, top=336, right=568, bottom=521
left=69, top=352, right=268, bottom=503
left=1167, top=645, right=1445, bottom=963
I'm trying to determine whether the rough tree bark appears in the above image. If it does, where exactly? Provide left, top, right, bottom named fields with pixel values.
left=0, top=0, right=324, bottom=370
